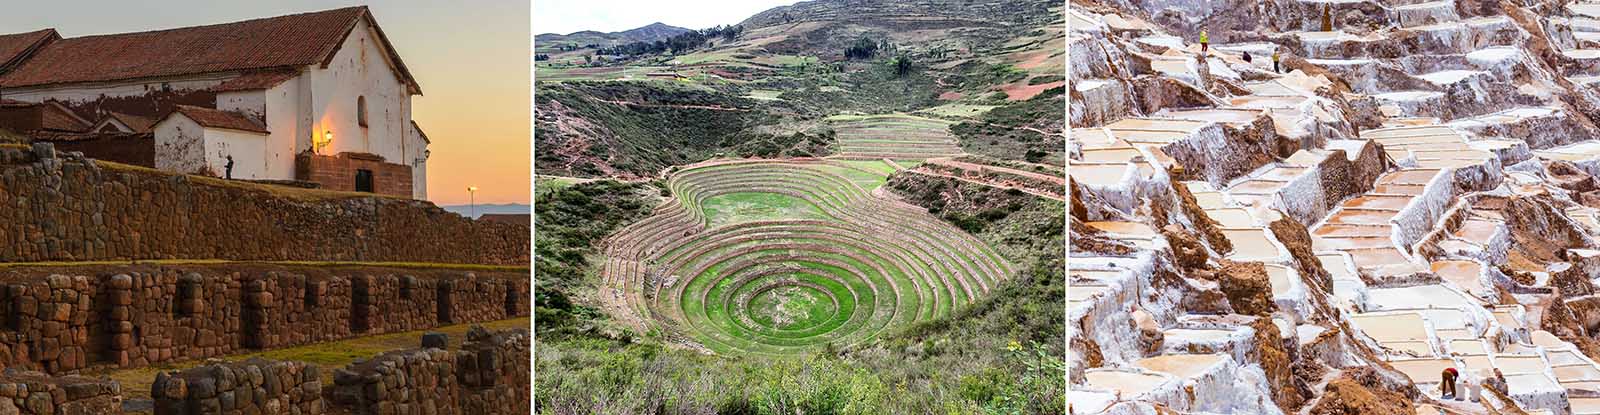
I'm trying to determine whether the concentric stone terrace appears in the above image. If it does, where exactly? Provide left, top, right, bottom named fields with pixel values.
left=601, top=159, right=1013, bottom=354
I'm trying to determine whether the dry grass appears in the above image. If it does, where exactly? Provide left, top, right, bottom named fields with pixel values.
left=94, top=160, right=405, bottom=203
left=96, top=317, right=529, bottom=402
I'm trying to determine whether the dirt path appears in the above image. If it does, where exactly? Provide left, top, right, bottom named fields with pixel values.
left=903, top=168, right=1065, bottom=202
left=595, top=99, right=749, bottom=111
left=1018, top=125, right=1060, bottom=137
left=924, top=157, right=1066, bottom=185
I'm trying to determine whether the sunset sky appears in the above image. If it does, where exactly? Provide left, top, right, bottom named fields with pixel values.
left=0, top=0, right=531, bottom=205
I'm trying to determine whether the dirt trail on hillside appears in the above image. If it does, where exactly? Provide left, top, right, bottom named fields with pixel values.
left=595, top=99, right=749, bottom=111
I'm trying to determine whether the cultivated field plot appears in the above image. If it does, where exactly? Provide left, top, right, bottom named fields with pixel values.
left=535, top=65, right=671, bottom=81
left=599, top=159, right=1011, bottom=355
left=916, top=103, right=1000, bottom=119
left=828, top=114, right=966, bottom=160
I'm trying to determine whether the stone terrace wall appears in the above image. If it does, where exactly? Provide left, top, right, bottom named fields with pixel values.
left=455, top=327, right=531, bottom=414
left=329, top=327, right=530, bottom=415
left=0, top=265, right=528, bottom=375
left=0, top=143, right=527, bottom=265
left=0, top=370, right=121, bottom=414
left=152, top=358, right=321, bottom=415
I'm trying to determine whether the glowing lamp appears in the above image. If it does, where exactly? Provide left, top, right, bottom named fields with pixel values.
left=314, top=130, right=334, bottom=154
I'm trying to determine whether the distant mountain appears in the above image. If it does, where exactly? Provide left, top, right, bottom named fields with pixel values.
left=536, top=22, right=693, bottom=48
left=439, top=203, right=530, bottom=219
left=736, top=0, right=1056, bottom=56
left=616, top=22, right=693, bottom=43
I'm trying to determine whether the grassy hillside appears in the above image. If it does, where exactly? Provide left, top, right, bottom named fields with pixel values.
left=533, top=1, right=1065, bottom=413
left=534, top=179, right=658, bottom=335
left=534, top=171, right=1065, bottom=414
left=950, top=85, right=1065, bottom=165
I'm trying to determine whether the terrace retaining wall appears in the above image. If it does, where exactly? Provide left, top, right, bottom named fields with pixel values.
left=151, top=358, right=321, bottom=415
left=0, top=371, right=121, bottom=414
left=0, top=144, right=527, bottom=265
left=0, top=265, right=528, bottom=375
left=328, top=327, right=530, bottom=415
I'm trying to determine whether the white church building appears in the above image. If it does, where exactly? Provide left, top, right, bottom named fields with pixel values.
left=0, top=6, right=430, bottom=199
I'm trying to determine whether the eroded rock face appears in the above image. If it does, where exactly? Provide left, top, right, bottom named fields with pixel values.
left=1506, top=193, right=1594, bottom=265
left=1069, top=331, right=1104, bottom=383
left=1546, top=160, right=1597, bottom=193
left=1171, top=179, right=1233, bottom=254
left=1251, top=317, right=1303, bottom=413
left=1531, top=294, right=1600, bottom=369
left=1309, top=369, right=1417, bottom=415
left=1162, top=122, right=1279, bottom=188
left=1162, top=224, right=1210, bottom=270
left=1547, top=261, right=1595, bottom=298
left=1217, top=261, right=1275, bottom=316
left=1158, top=263, right=1235, bottom=316
left=1132, top=309, right=1164, bottom=355
left=1271, top=217, right=1332, bottom=292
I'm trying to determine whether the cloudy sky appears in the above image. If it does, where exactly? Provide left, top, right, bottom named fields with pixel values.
left=534, top=0, right=800, bottom=35
left=1, top=0, right=531, bottom=205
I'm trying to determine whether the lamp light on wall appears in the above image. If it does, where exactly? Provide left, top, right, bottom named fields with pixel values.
left=314, top=130, right=333, bottom=154
left=467, top=186, right=480, bottom=219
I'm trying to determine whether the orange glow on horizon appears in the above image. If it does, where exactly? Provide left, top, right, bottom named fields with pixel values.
left=391, top=1, right=530, bottom=206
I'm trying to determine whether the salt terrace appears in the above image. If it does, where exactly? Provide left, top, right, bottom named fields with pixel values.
left=1071, top=1, right=1600, bottom=413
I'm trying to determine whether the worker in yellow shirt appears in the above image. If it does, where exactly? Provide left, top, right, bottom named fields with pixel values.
left=1199, top=30, right=1209, bottom=54
left=1272, top=50, right=1281, bottom=73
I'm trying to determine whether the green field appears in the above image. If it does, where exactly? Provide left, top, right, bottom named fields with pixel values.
left=700, top=191, right=828, bottom=226
left=535, top=64, right=671, bottom=81
left=745, top=89, right=784, bottom=100
left=917, top=103, right=1001, bottom=118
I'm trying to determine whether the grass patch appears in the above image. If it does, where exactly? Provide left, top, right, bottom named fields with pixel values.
left=0, top=259, right=526, bottom=272
left=700, top=192, right=829, bottom=226
left=97, top=160, right=402, bottom=203
left=536, top=65, right=673, bottom=82
left=916, top=103, right=1000, bottom=119
left=99, top=317, right=528, bottom=401
left=745, top=89, right=784, bottom=100
left=810, top=161, right=892, bottom=191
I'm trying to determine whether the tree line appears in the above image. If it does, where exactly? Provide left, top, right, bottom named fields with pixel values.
left=596, top=25, right=744, bottom=57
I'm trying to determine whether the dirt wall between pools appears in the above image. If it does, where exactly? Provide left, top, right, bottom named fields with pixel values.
left=0, top=143, right=527, bottom=265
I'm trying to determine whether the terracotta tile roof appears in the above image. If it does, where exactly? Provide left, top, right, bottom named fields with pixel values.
left=102, top=111, right=158, bottom=133
left=412, top=120, right=430, bottom=143
left=0, top=29, right=57, bottom=73
left=167, top=105, right=267, bottom=134
left=211, top=70, right=299, bottom=92
left=0, top=7, right=420, bottom=94
left=40, top=102, right=91, bottom=132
